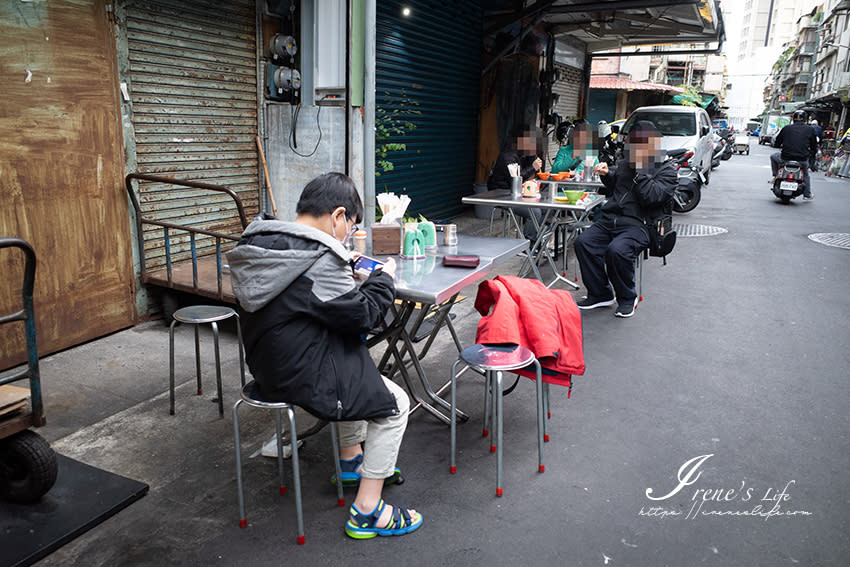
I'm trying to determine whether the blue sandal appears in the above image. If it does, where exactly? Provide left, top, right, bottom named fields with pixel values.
left=330, top=454, right=404, bottom=487
left=345, top=499, right=422, bottom=539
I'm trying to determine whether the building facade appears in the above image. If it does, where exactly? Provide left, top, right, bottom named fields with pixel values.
left=724, top=0, right=819, bottom=128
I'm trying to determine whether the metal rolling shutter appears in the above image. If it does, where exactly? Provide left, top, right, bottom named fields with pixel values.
left=547, top=63, right=584, bottom=164
left=376, top=0, right=482, bottom=220
left=125, top=0, right=259, bottom=268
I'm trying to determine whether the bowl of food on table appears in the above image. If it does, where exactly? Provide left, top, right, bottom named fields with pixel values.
left=559, top=190, right=586, bottom=203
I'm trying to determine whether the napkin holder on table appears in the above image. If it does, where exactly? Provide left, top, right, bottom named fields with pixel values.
left=371, top=223, right=402, bottom=255
left=419, top=221, right=438, bottom=249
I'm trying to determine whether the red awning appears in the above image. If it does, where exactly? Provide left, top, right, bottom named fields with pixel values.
left=590, top=76, right=683, bottom=93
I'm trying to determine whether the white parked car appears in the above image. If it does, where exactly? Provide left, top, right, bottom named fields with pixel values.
left=619, top=105, right=714, bottom=176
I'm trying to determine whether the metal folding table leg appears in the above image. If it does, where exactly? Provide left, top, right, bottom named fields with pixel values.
left=375, top=300, right=469, bottom=424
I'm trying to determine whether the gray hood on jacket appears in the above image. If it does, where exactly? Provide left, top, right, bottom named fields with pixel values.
left=227, top=219, right=352, bottom=312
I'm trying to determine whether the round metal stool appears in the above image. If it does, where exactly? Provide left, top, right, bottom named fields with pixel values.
left=450, top=344, right=545, bottom=497
left=169, top=305, right=245, bottom=416
left=233, top=381, right=344, bottom=545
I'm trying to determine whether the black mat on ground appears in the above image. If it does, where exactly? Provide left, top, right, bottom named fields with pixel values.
left=0, top=453, right=149, bottom=567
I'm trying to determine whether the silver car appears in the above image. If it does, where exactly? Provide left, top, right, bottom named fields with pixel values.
left=619, top=105, right=714, bottom=176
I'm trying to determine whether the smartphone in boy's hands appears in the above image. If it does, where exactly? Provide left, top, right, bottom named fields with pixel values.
left=353, top=255, right=385, bottom=278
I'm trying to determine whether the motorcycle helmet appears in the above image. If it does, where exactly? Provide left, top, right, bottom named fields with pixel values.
left=556, top=121, right=574, bottom=145
left=793, top=110, right=806, bottom=122
left=598, top=120, right=612, bottom=139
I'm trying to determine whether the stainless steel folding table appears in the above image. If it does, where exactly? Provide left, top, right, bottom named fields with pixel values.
left=367, top=234, right=529, bottom=424
left=461, top=188, right=606, bottom=289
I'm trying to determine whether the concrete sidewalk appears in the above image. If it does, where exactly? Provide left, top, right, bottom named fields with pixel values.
left=7, top=150, right=850, bottom=566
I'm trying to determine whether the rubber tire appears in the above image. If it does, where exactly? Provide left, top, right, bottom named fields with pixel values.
left=779, top=196, right=791, bottom=204
left=673, top=186, right=701, bottom=213
left=0, top=430, right=58, bottom=504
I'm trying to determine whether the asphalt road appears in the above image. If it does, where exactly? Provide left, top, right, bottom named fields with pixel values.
left=19, top=138, right=850, bottom=567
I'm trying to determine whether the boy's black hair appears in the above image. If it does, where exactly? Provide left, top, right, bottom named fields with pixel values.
left=295, top=172, right=364, bottom=224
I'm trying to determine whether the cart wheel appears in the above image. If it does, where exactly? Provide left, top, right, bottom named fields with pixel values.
left=0, top=430, right=58, bottom=504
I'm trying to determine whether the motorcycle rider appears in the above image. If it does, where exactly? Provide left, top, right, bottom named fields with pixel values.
left=771, top=110, right=817, bottom=200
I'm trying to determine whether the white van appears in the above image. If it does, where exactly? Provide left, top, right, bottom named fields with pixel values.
left=619, top=105, right=714, bottom=175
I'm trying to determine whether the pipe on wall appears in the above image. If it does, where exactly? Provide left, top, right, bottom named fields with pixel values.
left=363, top=0, right=376, bottom=227
left=256, top=0, right=268, bottom=214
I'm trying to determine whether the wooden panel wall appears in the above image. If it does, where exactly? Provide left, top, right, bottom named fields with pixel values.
left=0, top=0, right=136, bottom=370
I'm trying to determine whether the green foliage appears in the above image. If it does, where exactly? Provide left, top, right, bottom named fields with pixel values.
left=772, top=46, right=795, bottom=73
left=678, top=85, right=702, bottom=107
left=375, top=91, right=421, bottom=177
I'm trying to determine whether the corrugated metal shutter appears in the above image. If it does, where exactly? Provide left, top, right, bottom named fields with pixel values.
left=125, top=0, right=259, bottom=268
left=547, top=63, right=583, bottom=164
left=376, top=0, right=482, bottom=220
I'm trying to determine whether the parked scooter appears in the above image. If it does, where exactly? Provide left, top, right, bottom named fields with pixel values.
left=667, top=148, right=704, bottom=213
left=716, top=128, right=735, bottom=161
left=598, top=134, right=623, bottom=166
left=771, top=160, right=806, bottom=203
left=710, top=133, right=725, bottom=169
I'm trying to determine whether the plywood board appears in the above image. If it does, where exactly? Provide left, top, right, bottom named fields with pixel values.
left=0, top=385, right=29, bottom=417
left=0, top=0, right=136, bottom=370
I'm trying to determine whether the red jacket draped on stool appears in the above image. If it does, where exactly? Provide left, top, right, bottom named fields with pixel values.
left=474, top=275, right=584, bottom=387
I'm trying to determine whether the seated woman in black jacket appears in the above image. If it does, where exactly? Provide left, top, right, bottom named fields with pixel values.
left=487, top=125, right=543, bottom=240
left=574, top=121, right=677, bottom=318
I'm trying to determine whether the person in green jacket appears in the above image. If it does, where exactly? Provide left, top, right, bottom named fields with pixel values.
left=551, top=120, right=598, bottom=174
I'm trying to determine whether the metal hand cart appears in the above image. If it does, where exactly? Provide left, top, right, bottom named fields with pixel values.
left=0, top=237, right=58, bottom=503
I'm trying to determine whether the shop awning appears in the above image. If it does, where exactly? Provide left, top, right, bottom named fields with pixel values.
left=591, top=76, right=683, bottom=92
left=484, top=0, right=725, bottom=54
left=798, top=92, right=844, bottom=113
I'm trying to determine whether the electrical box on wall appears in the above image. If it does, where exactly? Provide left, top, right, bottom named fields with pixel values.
left=266, top=62, right=301, bottom=103
left=297, top=0, right=346, bottom=106
left=263, top=3, right=301, bottom=104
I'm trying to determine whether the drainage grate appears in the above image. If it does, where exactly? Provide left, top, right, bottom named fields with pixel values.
left=671, top=223, right=728, bottom=237
left=808, top=233, right=850, bottom=250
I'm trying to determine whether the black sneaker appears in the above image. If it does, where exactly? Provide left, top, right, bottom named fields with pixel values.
left=576, top=295, right=616, bottom=310
left=614, top=297, right=639, bottom=318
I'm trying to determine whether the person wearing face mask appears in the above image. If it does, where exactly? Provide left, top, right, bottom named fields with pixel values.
left=573, top=121, right=677, bottom=318
left=227, top=172, right=422, bottom=539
